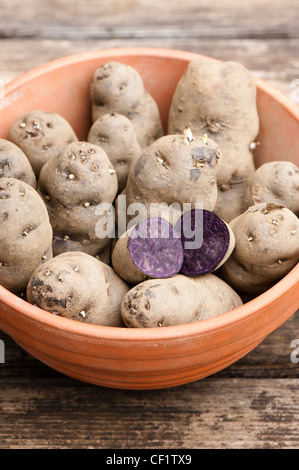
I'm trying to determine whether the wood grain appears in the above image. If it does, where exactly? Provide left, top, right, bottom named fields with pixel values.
left=0, top=0, right=298, bottom=450
left=0, top=310, right=298, bottom=448
left=0, top=0, right=299, bottom=39
left=1, top=37, right=299, bottom=100
left=1, top=376, right=298, bottom=449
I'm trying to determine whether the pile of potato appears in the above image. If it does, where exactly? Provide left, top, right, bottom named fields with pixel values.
left=0, top=59, right=298, bottom=328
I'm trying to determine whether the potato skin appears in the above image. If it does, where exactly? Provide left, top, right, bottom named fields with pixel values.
left=168, top=58, right=259, bottom=222
left=122, top=133, right=222, bottom=225
left=38, top=141, right=118, bottom=256
left=0, top=139, right=36, bottom=188
left=90, top=62, right=163, bottom=148
left=26, top=252, right=129, bottom=327
left=112, top=225, right=148, bottom=285
left=87, top=112, right=142, bottom=192
left=95, top=240, right=112, bottom=266
left=8, top=110, right=78, bottom=176
left=219, top=202, right=299, bottom=294
left=213, top=180, right=250, bottom=225
left=0, top=178, right=53, bottom=293
left=244, top=161, right=299, bottom=216
left=121, top=273, right=242, bottom=328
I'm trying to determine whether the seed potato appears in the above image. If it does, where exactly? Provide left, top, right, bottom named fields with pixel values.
left=168, top=57, right=259, bottom=222
left=219, top=202, right=299, bottom=294
left=121, top=273, right=243, bottom=328
left=8, top=110, right=78, bottom=177
left=112, top=214, right=184, bottom=284
left=121, top=132, right=222, bottom=228
left=0, top=178, right=53, bottom=293
left=0, top=139, right=36, bottom=188
left=38, top=141, right=118, bottom=257
left=27, top=252, right=129, bottom=327
left=245, top=161, right=299, bottom=216
left=90, top=61, right=163, bottom=148
left=87, top=112, right=142, bottom=192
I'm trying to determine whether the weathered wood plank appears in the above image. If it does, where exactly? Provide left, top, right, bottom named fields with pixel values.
left=1, top=37, right=299, bottom=100
left=0, top=0, right=298, bottom=39
left=0, top=17, right=298, bottom=448
left=0, top=372, right=298, bottom=448
left=1, top=310, right=298, bottom=449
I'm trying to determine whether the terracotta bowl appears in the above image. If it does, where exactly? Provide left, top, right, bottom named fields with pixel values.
left=0, top=48, right=298, bottom=390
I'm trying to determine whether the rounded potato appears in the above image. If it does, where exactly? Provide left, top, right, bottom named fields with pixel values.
left=87, top=112, right=142, bottom=192
left=168, top=57, right=259, bottom=222
left=90, top=61, right=163, bottom=148
left=0, top=139, right=36, bottom=188
left=26, top=251, right=129, bottom=327
left=175, top=208, right=235, bottom=276
left=219, top=202, right=299, bottom=294
left=38, top=141, right=118, bottom=257
left=122, top=132, right=222, bottom=227
left=121, top=273, right=243, bottom=328
left=112, top=211, right=184, bottom=284
left=8, top=110, right=78, bottom=176
left=244, top=161, right=299, bottom=216
left=0, top=178, right=53, bottom=293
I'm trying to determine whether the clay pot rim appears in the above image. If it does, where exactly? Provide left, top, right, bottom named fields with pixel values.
left=5, top=46, right=299, bottom=122
left=0, top=264, right=297, bottom=341
left=1, top=46, right=299, bottom=341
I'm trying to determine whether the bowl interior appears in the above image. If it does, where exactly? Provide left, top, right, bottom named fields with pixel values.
left=1, top=48, right=299, bottom=169
left=0, top=48, right=298, bottom=338
left=0, top=48, right=298, bottom=388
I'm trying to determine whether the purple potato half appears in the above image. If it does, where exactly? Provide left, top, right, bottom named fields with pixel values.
left=128, top=217, right=184, bottom=278
left=175, top=209, right=231, bottom=276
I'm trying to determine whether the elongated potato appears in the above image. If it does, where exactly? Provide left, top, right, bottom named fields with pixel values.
left=8, top=110, right=78, bottom=177
left=90, top=61, right=163, bottom=148
left=219, top=202, right=299, bottom=294
left=0, top=178, right=53, bottom=293
left=168, top=57, right=259, bottom=222
left=26, top=251, right=129, bottom=327
left=0, top=139, right=36, bottom=188
left=121, top=273, right=242, bottom=328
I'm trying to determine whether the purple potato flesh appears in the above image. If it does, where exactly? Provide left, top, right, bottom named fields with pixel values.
left=128, top=217, right=184, bottom=278
left=175, top=209, right=230, bottom=276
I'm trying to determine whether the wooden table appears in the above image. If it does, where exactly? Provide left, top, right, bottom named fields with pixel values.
left=0, top=0, right=298, bottom=449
